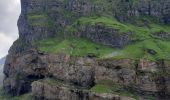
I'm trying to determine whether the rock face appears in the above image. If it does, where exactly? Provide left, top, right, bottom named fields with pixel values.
left=3, top=0, right=170, bottom=100
left=113, top=0, right=170, bottom=24
left=97, top=59, right=170, bottom=98
left=10, top=0, right=170, bottom=54
left=4, top=49, right=170, bottom=99
left=4, top=49, right=95, bottom=96
left=75, top=25, right=132, bottom=48
left=7, top=0, right=170, bottom=55
left=153, top=31, right=170, bottom=40
left=95, top=59, right=136, bottom=85
left=31, top=79, right=135, bottom=100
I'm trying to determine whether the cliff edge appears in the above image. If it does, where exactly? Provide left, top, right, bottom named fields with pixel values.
left=3, top=0, right=170, bottom=100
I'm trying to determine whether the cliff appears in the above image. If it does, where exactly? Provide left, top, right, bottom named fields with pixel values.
left=3, top=0, right=170, bottom=100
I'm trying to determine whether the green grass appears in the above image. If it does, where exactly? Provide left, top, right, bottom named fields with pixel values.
left=37, top=34, right=170, bottom=61
left=118, top=39, right=170, bottom=61
left=66, top=16, right=170, bottom=41
left=66, top=16, right=132, bottom=34
left=36, top=16, right=170, bottom=61
left=37, top=37, right=114, bottom=58
left=28, top=14, right=54, bottom=27
left=90, top=80, right=139, bottom=99
left=99, top=38, right=170, bottom=61
left=91, top=80, right=121, bottom=93
left=28, top=14, right=48, bottom=20
left=90, top=84, right=113, bottom=93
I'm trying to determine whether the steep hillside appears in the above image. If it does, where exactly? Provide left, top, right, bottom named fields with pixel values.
left=3, top=0, right=170, bottom=100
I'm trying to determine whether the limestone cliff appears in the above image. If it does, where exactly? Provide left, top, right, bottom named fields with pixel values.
left=3, top=0, right=170, bottom=100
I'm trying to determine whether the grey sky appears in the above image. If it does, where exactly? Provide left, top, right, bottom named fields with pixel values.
left=0, top=0, right=20, bottom=58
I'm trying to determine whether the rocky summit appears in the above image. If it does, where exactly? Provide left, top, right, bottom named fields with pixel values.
left=2, top=0, right=170, bottom=100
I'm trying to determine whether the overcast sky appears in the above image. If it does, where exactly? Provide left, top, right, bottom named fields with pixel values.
left=0, top=0, right=20, bottom=58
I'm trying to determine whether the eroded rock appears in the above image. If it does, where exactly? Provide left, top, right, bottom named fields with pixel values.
left=31, top=79, right=136, bottom=100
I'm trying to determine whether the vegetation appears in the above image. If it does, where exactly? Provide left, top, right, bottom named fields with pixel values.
left=28, top=14, right=54, bottom=27
left=37, top=37, right=114, bottom=58
left=90, top=80, right=139, bottom=99
left=116, top=39, right=170, bottom=61
left=40, top=78, right=61, bottom=86
left=3, top=0, right=170, bottom=99
left=37, top=15, right=170, bottom=61
left=67, top=16, right=170, bottom=39
left=90, top=80, right=121, bottom=93
left=25, top=0, right=169, bottom=61
left=0, top=88, right=33, bottom=100
left=91, top=80, right=157, bottom=100
left=66, top=16, right=132, bottom=33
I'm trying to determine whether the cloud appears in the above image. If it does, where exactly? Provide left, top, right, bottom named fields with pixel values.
left=0, top=32, right=16, bottom=57
left=0, top=0, right=20, bottom=37
left=0, top=0, right=20, bottom=58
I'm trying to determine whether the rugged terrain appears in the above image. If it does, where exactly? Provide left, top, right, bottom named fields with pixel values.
left=2, top=0, right=170, bottom=100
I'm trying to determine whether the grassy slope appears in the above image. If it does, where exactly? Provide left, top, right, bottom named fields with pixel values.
left=38, top=37, right=113, bottom=58
left=90, top=80, right=157, bottom=100
left=90, top=80, right=139, bottom=99
left=37, top=16, right=170, bottom=61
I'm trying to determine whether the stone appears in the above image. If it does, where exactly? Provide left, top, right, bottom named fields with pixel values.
left=31, top=79, right=136, bottom=100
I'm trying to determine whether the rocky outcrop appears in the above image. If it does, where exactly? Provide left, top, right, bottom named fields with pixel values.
left=7, top=0, right=169, bottom=54
left=97, top=58, right=170, bottom=98
left=75, top=25, right=132, bottom=48
left=3, top=49, right=170, bottom=99
left=95, top=59, right=136, bottom=87
left=4, top=49, right=95, bottom=95
left=31, top=79, right=135, bottom=100
left=153, top=31, right=170, bottom=40
left=12, top=0, right=170, bottom=54
left=113, top=0, right=170, bottom=24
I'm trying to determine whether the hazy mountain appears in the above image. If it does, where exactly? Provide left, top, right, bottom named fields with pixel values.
left=0, top=57, right=5, bottom=65
left=0, top=57, right=5, bottom=86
